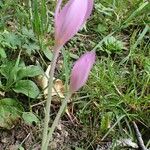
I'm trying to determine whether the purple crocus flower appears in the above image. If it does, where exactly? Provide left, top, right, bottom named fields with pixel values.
left=55, top=0, right=94, bottom=47
left=70, top=51, right=96, bottom=93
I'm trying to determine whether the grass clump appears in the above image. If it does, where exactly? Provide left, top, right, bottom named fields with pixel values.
left=73, top=0, right=150, bottom=149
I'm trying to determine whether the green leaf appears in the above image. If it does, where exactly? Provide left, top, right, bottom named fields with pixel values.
left=18, top=146, right=25, bottom=150
left=0, top=56, right=22, bottom=87
left=6, top=53, right=21, bottom=85
left=0, top=47, right=6, bottom=58
left=32, top=0, right=42, bottom=36
left=43, top=48, right=53, bottom=61
left=103, top=36, right=126, bottom=54
left=96, top=24, right=108, bottom=34
left=69, top=52, right=79, bottom=59
left=0, top=61, right=16, bottom=79
left=22, top=43, right=40, bottom=55
left=22, top=112, right=39, bottom=125
left=100, top=112, right=113, bottom=133
left=144, top=58, right=150, bottom=73
left=3, top=31, right=21, bottom=49
left=0, top=98, right=24, bottom=129
left=123, top=1, right=149, bottom=27
left=13, top=80, right=40, bottom=98
left=17, top=65, right=43, bottom=80
left=21, top=27, right=35, bottom=40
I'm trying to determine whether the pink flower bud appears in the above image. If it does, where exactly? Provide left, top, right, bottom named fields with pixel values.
left=70, top=51, right=96, bottom=93
left=55, top=0, right=94, bottom=47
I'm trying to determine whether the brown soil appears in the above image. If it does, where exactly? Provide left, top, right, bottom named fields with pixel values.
left=0, top=123, right=39, bottom=150
left=0, top=120, right=88, bottom=150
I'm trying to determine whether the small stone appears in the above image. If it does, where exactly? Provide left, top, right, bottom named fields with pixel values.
left=9, top=145, right=19, bottom=150
left=57, top=124, right=62, bottom=131
left=49, top=141, right=57, bottom=150
left=1, top=138, right=8, bottom=143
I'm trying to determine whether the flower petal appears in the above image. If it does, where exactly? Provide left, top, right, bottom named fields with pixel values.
left=55, top=0, right=93, bottom=46
left=55, top=0, right=74, bottom=41
left=84, top=0, right=94, bottom=21
left=70, top=51, right=96, bottom=93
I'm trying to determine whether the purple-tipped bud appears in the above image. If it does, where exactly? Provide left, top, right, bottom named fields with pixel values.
left=69, top=51, right=96, bottom=93
left=55, top=0, right=94, bottom=47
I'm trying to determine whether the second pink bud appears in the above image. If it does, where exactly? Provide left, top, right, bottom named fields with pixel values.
left=69, top=51, right=96, bottom=93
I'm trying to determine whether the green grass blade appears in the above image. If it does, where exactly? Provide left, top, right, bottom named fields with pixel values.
left=123, top=1, right=149, bottom=27
left=41, top=0, right=47, bottom=34
left=32, top=0, right=41, bottom=37
left=132, top=25, right=150, bottom=50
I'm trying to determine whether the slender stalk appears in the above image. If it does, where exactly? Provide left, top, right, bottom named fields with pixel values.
left=41, top=45, right=61, bottom=150
left=43, top=92, right=72, bottom=150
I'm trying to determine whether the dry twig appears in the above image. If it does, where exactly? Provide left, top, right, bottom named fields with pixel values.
left=133, top=121, right=148, bottom=150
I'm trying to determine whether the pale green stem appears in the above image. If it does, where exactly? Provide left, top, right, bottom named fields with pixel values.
left=41, top=45, right=61, bottom=150
left=43, top=92, right=72, bottom=150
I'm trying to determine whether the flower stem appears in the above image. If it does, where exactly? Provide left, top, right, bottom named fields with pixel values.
left=41, top=46, right=61, bottom=150
left=43, top=92, right=72, bottom=149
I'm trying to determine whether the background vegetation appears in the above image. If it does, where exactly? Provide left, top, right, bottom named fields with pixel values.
left=0, top=0, right=149, bottom=149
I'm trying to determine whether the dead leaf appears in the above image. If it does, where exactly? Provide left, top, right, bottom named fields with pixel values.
left=52, top=79, right=65, bottom=98
left=115, top=138, right=138, bottom=149
left=37, top=65, right=65, bottom=99
left=6, top=21, right=17, bottom=32
left=0, top=91, right=5, bottom=97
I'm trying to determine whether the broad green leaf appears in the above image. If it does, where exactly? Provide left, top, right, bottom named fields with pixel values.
left=8, top=52, right=21, bottom=84
left=17, top=65, right=43, bottom=80
left=43, top=48, right=53, bottom=61
left=22, top=43, right=39, bottom=55
left=18, top=146, right=25, bottom=150
left=0, top=47, right=6, bottom=58
left=13, top=80, right=40, bottom=98
left=0, top=61, right=16, bottom=79
left=21, top=27, right=35, bottom=40
left=22, top=112, right=39, bottom=125
left=0, top=98, right=24, bottom=129
left=0, top=59, right=24, bottom=87
left=3, top=31, right=21, bottom=49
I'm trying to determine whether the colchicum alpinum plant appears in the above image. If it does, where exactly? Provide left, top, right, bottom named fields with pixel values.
left=41, top=1, right=95, bottom=150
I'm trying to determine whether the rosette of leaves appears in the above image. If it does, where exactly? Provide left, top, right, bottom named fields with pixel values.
left=0, top=57, right=43, bottom=99
left=0, top=28, right=40, bottom=57
left=102, top=36, right=126, bottom=54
